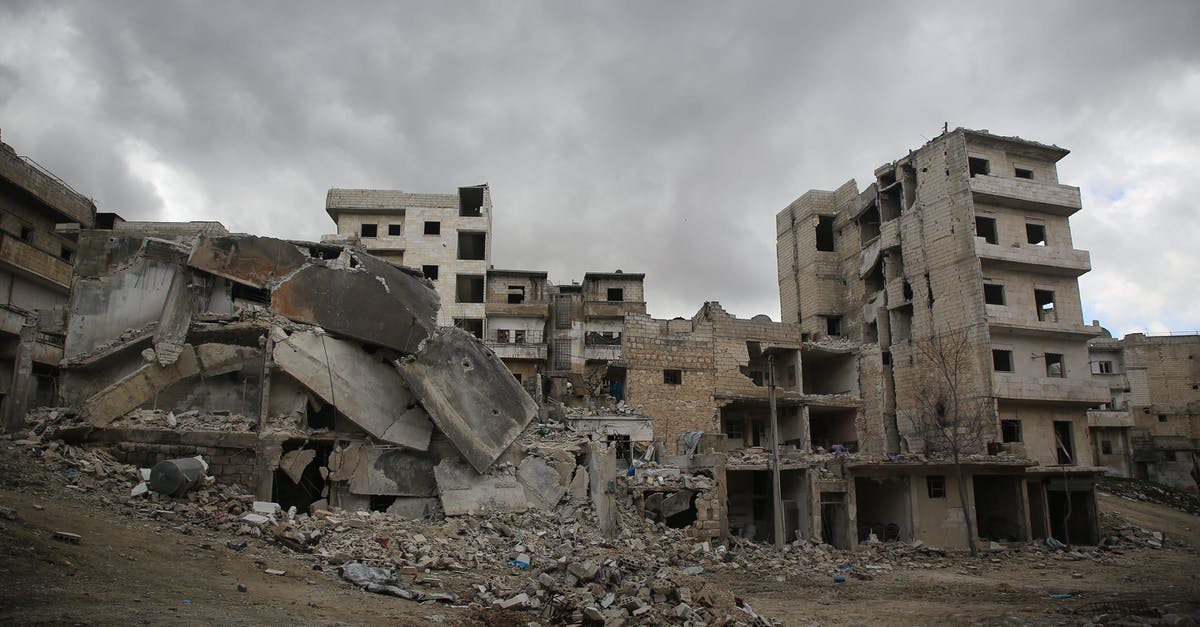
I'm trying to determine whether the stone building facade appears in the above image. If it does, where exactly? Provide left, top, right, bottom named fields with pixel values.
left=325, top=185, right=492, bottom=332
left=0, top=136, right=96, bottom=429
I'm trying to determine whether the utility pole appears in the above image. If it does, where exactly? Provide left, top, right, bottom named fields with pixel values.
left=768, top=354, right=784, bottom=551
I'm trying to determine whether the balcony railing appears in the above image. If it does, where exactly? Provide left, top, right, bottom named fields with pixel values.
left=0, top=232, right=73, bottom=290
left=584, top=331, right=621, bottom=346
left=975, top=239, right=1091, bottom=277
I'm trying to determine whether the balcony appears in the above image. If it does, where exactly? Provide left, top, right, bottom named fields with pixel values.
left=584, top=300, right=646, bottom=319
left=969, top=175, right=1082, bottom=216
left=985, top=306, right=1104, bottom=339
left=992, top=372, right=1110, bottom=404
left=485, top=341, right=547, bottom=360
left=484, top=301, right=549, bottom=318
left=1087, top=410, right=1134, bottom=428
left=975, top=239, right=1091, bottom=277
left=0, top=232, right=72, bottom=291
left=584, top=331, right=622, bottom=361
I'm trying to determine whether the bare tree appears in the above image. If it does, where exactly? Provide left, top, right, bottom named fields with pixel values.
left=909, top=329, right=993, bottom=556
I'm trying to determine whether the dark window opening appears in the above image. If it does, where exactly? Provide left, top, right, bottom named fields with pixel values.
left=983, top=283, right=1006, bottom=306
left=663, top=369, right=682, bottom=385
left=859, top=206, right=881, bottom=245
left=927, top=475, right=946, bottom=498
left=387, top=224, right=401, bottom=236
left=1158, top=414, right=1168, bottom=423
left=1045, top=353, right=1064, bottom=378
left=975, top=216, right=998, bottom=244
left=360, top=223, right=378, bottom=238
left=459, top=186, right=484, bottom=217
left=1014, top=167, right=1034, bottom=180
left=902, top=280, right=913, bottom=302
left=1001, top=419, right=1022, bottom=443
left=815, top=215, right=836, bottom=252
left=1097, top=361, right=1113, bottom=375
left=455, top=274, right=484, bottom=303
left=507, top=285, right=526, bottom=304
left=421, top=265, right=438, bottom=280
left=1026, top=223, right=1046, bottom=246
left=968, top=157, right=990, bottom=177
left=1035, top=289, right=1057, bottom=322
left=231, top=281, right=270, bottom=305
left=496, top=329, right=510, bottom=343
left=59, top=246, right=75, bottom=262
left=881, top=351, right=891, bottom=366
left=1101, top=440, right=1112, bottom=455
left=1053, top=421, right=1074, bottom=464
left=513, top=373, right=522, bottom=382
left=825, top=316, right=842, bottom=337
left=993, top=349, right=1014, bottom=372
left=457, top=232, right=486, bottom=260
left=607, top=287, right=624, bottom=301
left=424, top=221, right=441, bottom=235
left=454, top=318, right=483, bottom=339
left=514, top=330, right=526, bottom=344
left=19, top=226, right=33, bottom=243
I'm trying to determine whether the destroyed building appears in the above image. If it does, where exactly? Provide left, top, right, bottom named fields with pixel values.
left=50, top=222, right=633, bottom=522
left=1087, top=332, right=1200, bottom=489
left=767, top=128, right=1111, bottom=548
left=0, top=135, right=97, bottom=431
left=324, top=185, right=491, bottom=335
left=485, top=269, right=645, bottom=403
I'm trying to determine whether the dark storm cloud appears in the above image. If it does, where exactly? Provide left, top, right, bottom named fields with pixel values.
left=1, top=0, right=1197, bottom=330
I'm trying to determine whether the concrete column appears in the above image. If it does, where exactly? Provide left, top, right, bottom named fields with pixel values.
left=2, top=320, right=37, bottom=433
left=588, top=441, right=619, bottom=539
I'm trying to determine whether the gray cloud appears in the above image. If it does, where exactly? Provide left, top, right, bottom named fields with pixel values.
left=1, top=0, right=1197, bottom=330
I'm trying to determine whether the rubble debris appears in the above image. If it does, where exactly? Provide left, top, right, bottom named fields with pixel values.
left=273, top=330, right=433, bottom=450
left=434, top=460, right=528, bottom=516
left=397, top=328, right=537, bottom=473
left=338, top=562, right=457, bottom=603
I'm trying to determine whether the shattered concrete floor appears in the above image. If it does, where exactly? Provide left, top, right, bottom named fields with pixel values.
left=1, top=440, right=1199, bottom=626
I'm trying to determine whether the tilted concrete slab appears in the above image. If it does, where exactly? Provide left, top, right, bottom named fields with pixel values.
left=270, top=251, right=437, bottom=354
left=434, top=459, right=528, bottom=516
left=349, top=446, right=438, bottom=497
left=152, top=267, right=194, bottom=366
left=186, top=235, right=308, bottom=289
left=397, top=328, right=537, bottom=473
left=272, top=331, right=433, bottom=450
left=517, top=456, right=566, bottom=509
left=80, top=346, right=201, bottom=427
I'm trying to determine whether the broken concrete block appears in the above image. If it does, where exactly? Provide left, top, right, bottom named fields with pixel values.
left=659, top=490, right=695, bottom=519
left=152, top=267, right=194, bottom=366
left=349, top=447, right=437, bottom=497
left=274, top=331, right=433, bottom=450
left=79, top=345, right=200, bottom=426
left=385, top=497, right=440, bottom=520
left=279, top=449, right=316, bottom=484
left=433, top=459, right=528, bottom=516
left=186, top=234, right=309, bottom=289
left=518, top=456, right=566, bottom=509
left=196, top=343, right=260, bottom=376
left=568, top=559, right=599, bottom=581
left=568, top=467, right=590, bottom=501
left=270, top=250, right=437, bottom=354
left=397, top=328, right=537, bottom=473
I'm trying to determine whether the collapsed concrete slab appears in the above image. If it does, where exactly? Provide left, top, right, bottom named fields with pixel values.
left=80, top=346, right=201, bottom=427
left=349, top=446, right=437, bottom=497
left=186, top=235, right=309, bottom=289
left=397, top=328, right=537, bottom=473
left=517, top=456, right=567, bottom=509
left=434, top=459, right=528, bottom=516
left=273, top=330, right=433, bottom=450
left=270, top=250, right=438, bottom=354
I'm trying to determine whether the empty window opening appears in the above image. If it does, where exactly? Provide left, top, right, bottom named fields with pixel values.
left=455, top=274, right=484, bottom=303
left=607, top=287, right=624, bottom=301
left=975, top=216, right=998, bottom=244
left=507, top=285, right=526, bottom=304
left=881, top=351, right=892, bottom=366
left=968, top=157, right=990, bottom=177
left=1158, top=414, right=1168, bottom=423
left=1053, top=420, right=1074, bottom=464
left=855, top=477, right=910, bottom=542
left=1095, top=360, right=1113, bottom=375
left=927, top=475, right=946, bottom=498
left=553, top=339, right=571, bottom=370
left=890, top=306, right=912, bottom=344
left=496, top=329, right=510, bottom=343
left=819, top=492, right=851, bottom=549
left=1101, top=440, right=1113, bottom=455
left=825, top=316, right=842, bottom=337
left=59, top=246, right=75, bottom=262
left=1035, top=289, right=1057, bottom=322
left=554, top=294, right=571, bottom=329
left=879, top=188, right=901, bottom=222
left=902, top=280, right=914, bottom=302
left=663, top=369, right=682, bottom=385
left=386, top=224, right=401, bottom=236
left=1001, top=419, right=1022, bottom=443
left=983, top=283, right=1006, bottom=306
left=859, top=206, right=881, bottom=244
left=457, top=232, right=486, bottom=260
left=973, top=475, right=1026, bottom=541
left=360, top=223, right=378, bottom=238
left=231, top=281, right=271, bottom=305
left=18, top=225, right=34, bottom=244
left=514, top=330, right=527, bottom=344
left=1014, top=167, right=1034, bottom=180
left=454, top=318, right=483, bottom=339
left=1045, top=353, right=1065, bottom=377
left=993, top=349, right=1014, bottom=372
left=424, top=221, right=441, bottom=235
left=1026, top=223, right=1046, bottom=245
left=815, top=215, right=836, bottom=252
left=421, top=265, right=438, bottom=280
left=459, top=186, right=484, bottom=217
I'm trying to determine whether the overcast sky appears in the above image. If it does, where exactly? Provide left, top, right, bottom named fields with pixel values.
left=1, top=1, right=1197, bottom=336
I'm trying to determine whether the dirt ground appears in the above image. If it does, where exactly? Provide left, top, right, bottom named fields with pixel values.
left=0, top=444, right=1197, bottom=626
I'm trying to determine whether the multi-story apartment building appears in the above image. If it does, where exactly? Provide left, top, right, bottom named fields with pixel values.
left=484, top=269, right=645, bottom=401
left=0, top=136, right=96, bottom=430
left=325, top=185, right=491, bottom=333
left=1086, top=332, right=1200, bottom=489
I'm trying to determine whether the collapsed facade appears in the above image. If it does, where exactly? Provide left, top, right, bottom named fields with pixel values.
left=1087, top=332, right=1200, bottom=489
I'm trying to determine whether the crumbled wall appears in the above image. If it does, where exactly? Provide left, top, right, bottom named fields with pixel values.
left=623, top=313, right=716, bottom=448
